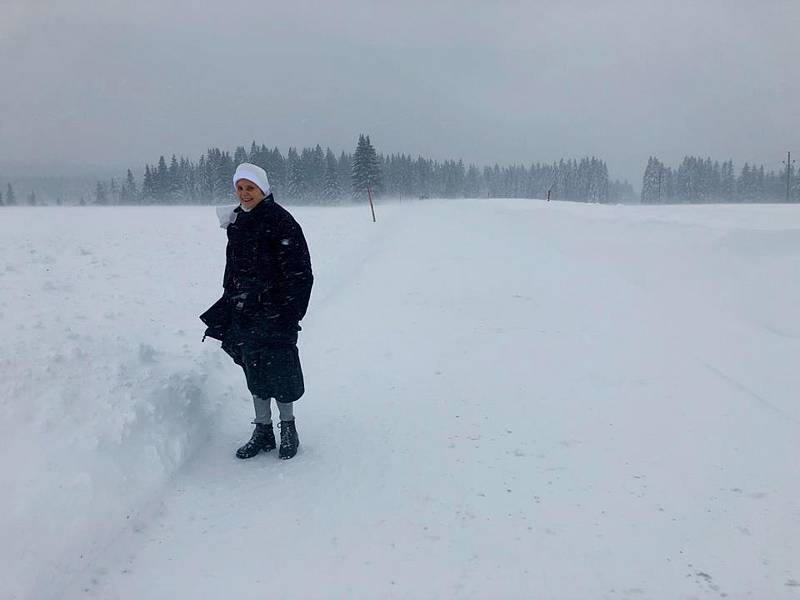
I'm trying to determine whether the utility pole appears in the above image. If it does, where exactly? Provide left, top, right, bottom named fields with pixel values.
left=783, top=151, right=795, bottom=203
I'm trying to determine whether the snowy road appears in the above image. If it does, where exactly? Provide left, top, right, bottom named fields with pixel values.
left=3, top=201, right=799, bottom=599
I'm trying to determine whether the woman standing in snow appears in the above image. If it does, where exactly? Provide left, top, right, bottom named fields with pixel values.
left=200, top=163, right=313, bottom=460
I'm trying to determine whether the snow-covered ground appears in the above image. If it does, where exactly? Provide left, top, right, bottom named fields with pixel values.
left=1, top=199, right=799, bottom=599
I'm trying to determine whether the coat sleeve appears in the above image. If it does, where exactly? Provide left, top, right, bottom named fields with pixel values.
left=268, top=214, right=313, bottom=323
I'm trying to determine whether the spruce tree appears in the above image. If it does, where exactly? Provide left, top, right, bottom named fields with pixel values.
left=142, top=165, right=155, bottom=203
left=351, top=134, right=382, bottom=199
left=351, top=135, right=369, bottom=198
left=720, top=160, right=735, bottom=201
left=739, top=163, right=753, bottom=202
left=180, top=158, right=195, bottom=202
left=322, top=148, right=341, bottom=204
left=265, top=147, right=286, bottom=195
left=309, top=144, right=325, bottom=201
left=95, top=181, right=108, bottom=205
left=109, top=178, right=119, bottom=205
left=367, top=136, right=382, bottom=192
left=297, top=147, right=313, bottom=199
left=464, top=165, right=481, bottom=198
left=156, top=155, right=168, bottom=202
left=338, top=151, right=351, bottom=197
left=756, top=165, right=765, bottom=200
left=286, top=148, right=302, bottom=201
left=168, top=155, right=180, bottom=201
left=6, top=183, right=16, bottom=205
left=234, top=146, right=248, bottom=166
left=641, top=157, right=658, bottom=203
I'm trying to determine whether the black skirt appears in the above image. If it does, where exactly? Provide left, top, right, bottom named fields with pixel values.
left=201, top=295, right=306, bottom=402
left=240, top=344, right=305, bottom=403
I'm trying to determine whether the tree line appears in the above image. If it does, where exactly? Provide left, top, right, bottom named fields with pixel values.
left=6, top=142, right=797, bottom=207
left=84, top=135, right=632, bottom=206
left=0, top=183, right=39, bottom=206
left=641, top=155, right=800, bottom=204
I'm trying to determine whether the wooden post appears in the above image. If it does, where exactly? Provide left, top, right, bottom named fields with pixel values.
left=367, top=186, right=376, bottom=222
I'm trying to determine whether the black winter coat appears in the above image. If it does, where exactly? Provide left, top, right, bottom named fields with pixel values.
left=200, top=198, right=313, bottom=392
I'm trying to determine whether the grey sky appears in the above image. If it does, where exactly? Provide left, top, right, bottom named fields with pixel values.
left=2, top=0, right=799, bottom=184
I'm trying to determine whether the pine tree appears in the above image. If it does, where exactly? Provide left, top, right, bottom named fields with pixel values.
left=265, top=147, right=286, bottom=196
left=720, top=160, right=735, bottom=201
left=755, top=165, right=765, bottom=201
left=464, top=165, right=481, bottom=198
left=109, top=178, right=120, bottom=205
left=641, top=157, right=663, bottom=204
left=738, top=163, right=753, bottom=202
left=351, top=134, right=382, bottom=199
left=297, top=147, right=313, bottom=199
left=156, top=155, right=168, bottom=202
left=196, top=155, right=210, bottom=203
left=204, top=147, right=234, bottom=203
left=95, top=181, right=108, bottom=205
left=286, top=147, right=302, bottom=201
left=6, top=183, right=16, bottom=206
left=27, top=190, right=37, bottom=206
left=586, top=157, right=609, bottom=203
left=366, top=136, right=382, bottom=193
left=309, top=144, right=325, bottom=201
left=142, top=165, right=155, bottom=203
left=322, top=148, right=341, bottom=204
left=180, top=157, right=195, bottom=202
left=168, top=155, right=180, bottom=201
left=337, top=151, right=351, bottom=198
left=234, top=146, right=248, bottom=166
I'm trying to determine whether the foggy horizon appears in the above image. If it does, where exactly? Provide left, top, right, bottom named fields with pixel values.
left=2, top=0, right=799, bottom=186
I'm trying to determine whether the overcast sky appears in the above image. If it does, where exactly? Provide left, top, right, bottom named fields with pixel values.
left=2, top=0, right=799, bottom=184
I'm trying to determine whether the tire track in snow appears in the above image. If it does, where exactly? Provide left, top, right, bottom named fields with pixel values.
left=698, top=359, right=800, bottom=426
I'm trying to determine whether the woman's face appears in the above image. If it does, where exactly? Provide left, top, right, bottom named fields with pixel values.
left=236, top=179, right=266, bottom=209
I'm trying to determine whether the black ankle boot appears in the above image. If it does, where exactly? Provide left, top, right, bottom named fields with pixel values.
left=279, top=420, right=299, bottom=459
left=236, top=423, right=276, bottom=459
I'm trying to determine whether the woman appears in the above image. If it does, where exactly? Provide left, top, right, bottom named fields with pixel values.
left=200, top=163, right=313, bottom=460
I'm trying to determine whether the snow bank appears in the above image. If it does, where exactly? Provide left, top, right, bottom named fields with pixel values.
left=0, top=203, right=387, bottom=599
left=0, top=208, right=235, bottom=598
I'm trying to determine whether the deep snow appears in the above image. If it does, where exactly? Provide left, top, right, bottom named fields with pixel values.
left=1, top=200, right=799, bottom=599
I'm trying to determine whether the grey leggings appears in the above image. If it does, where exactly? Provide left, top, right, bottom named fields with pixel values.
left=252, top=395, right=294, bottom=425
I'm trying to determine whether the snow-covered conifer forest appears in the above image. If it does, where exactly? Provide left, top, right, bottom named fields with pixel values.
left=4, top=140, right=799, bottom=208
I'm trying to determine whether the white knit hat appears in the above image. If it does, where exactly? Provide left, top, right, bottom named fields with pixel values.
left=233, top=163, right=270, bottom=195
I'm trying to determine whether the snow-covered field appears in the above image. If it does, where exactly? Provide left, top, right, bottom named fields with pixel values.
left=1, top=199, right=799, bottom=599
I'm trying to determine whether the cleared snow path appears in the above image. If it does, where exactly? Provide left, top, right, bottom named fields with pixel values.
left=4, top=201, right=799, bottom=599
